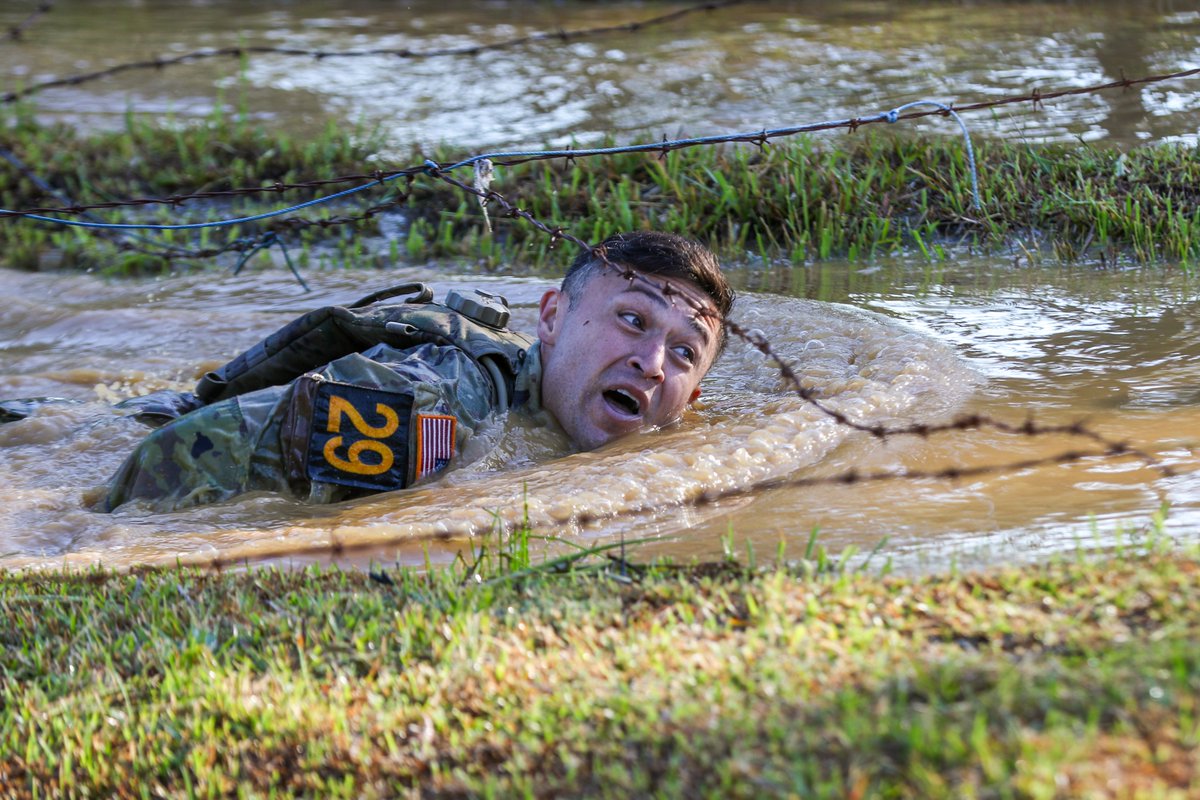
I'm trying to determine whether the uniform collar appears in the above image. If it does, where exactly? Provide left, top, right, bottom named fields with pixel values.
left=512, top=339, right=545, bottom=414
left=506, top=339, right=573, bottom=451
left=512, top=340, right=568, bottom=438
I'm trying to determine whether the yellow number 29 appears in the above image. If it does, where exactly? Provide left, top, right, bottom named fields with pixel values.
left=322, top=395, right=400, bottom=476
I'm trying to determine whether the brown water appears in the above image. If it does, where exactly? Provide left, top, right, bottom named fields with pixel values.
left=1, top=1, right=1199, bottom=148
left=1, top=259, right=1196, bottom=574
left=0, top=0, right=1198, bottom=573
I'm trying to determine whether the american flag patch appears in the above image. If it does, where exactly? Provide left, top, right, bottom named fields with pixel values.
left=415, top=413, right=457, bottom=479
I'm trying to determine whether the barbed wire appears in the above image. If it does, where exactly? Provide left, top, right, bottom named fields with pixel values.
left=948, top=67, right=1200, bottom=115
left=0, top=135, right=408, bottom=286
left=9, top=151, right=1169, bottom=574
left=2, top=65, right=1195, bottom=572
left=0, top=0, right=742, bottom=103
left=0, top=142, right=286, bottom=264
left=437, top=164, right=1172, bottom=472
left=3, top=2, right=51, bottom=43
left=106, top=189, right=415, bottom=257
left=264, top=186, right=412, bottom=233
left=2, top=65, right=1198, bottom=226
left=721, top=318, right=1167, bottom=468
left=187, top=442, right=1158, bottom=571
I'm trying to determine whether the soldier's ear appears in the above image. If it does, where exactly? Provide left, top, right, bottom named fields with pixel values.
left=689, top=387, right=702, bottom=404
left=537, top=289, right=565, bottom=345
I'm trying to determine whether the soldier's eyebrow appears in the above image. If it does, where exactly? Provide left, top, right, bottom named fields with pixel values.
left=618, top=283, right=713, bottom=349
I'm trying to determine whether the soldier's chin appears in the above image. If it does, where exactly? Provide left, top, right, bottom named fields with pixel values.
left=571, top=429, right=612, bottom=452
left=567, top=420, right=625, bottom=452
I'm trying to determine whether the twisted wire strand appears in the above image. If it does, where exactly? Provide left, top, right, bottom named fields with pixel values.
left=2, top=66, right=1197, bottom=226
left=157, top=442, right=1156, bottom=573
left=0, top=0, right=743, bottom=102
left=0, top=143, right=271, bottom=259
left=1, top=97, right=976, bottom=228
left=3, top=1, right=52, bottom=43
left=435, top=167, right=1172, bottom=476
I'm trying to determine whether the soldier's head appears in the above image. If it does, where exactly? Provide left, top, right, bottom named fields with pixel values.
left=536, top=231, right=734, bottom=450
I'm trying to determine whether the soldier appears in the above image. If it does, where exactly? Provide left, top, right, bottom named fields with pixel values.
left=99, top=230, right=733, bottom=511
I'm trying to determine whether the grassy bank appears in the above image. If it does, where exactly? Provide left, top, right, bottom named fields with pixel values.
left=0, top=108, right=385, bottom=274
left=2, top=108, right=1199, bottom=274
left=2, top=537, right=1197, bottom=797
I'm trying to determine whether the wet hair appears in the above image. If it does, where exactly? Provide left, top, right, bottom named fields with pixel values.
left=561, top=231, right=735, bottom=350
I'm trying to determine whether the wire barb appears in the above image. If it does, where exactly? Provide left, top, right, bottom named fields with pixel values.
left=473, top=158, right=495, bottom=233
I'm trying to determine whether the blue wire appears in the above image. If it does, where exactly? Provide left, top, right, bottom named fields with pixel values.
left=884, top=101, right=981, bottom=210
left=0, top=145, right=194, bottom=247
left=438, top=113, right=890, bottom=171
left=1, top=175, right=396, bottom=231
left=0, top=100, right=982, bottom=232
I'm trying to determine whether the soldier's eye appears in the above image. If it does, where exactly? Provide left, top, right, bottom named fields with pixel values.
left=619, top=312, right=644, bottom=329
left=673, top=345, right=696, bottom=364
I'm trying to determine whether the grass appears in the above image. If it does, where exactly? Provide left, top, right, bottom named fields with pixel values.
left=0, top=104, right=389, bottom=274
left=2, top=525, right=1198, bottom=798
left=3, top=104, right=1200, bottom=274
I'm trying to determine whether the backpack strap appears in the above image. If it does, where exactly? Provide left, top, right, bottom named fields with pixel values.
left=194, top=283, right=533, bottom=406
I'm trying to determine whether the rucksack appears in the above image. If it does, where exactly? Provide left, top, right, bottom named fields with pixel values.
left=194, top=282, right=535, bottom=409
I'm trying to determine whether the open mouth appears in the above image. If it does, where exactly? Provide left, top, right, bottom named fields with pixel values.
left=603, top=389, right=641, bottom=417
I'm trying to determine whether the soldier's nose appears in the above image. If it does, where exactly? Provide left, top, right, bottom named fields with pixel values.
left=629, top=342, right=665, bottom=382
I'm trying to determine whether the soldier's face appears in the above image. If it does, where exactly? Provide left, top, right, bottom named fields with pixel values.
left=537, top=267, right=721, bottom=451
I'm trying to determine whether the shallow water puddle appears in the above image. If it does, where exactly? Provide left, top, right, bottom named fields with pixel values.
left=1, top=258, right=1195, bottom=574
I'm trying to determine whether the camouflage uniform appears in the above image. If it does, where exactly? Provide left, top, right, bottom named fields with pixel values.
left=102, top=286, right=541, bottom=512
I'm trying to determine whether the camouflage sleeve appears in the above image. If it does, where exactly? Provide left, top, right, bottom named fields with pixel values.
left=103, top=342, right=499, bottom=513
left=102, top=384, right=290, bottom=512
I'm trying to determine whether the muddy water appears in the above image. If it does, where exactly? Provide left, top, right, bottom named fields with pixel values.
left=1, top=0, right=1198, bottom=572
left=1, top=259, right=1196, bottom=574
left=1, top=0, right=1199, bottom=147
